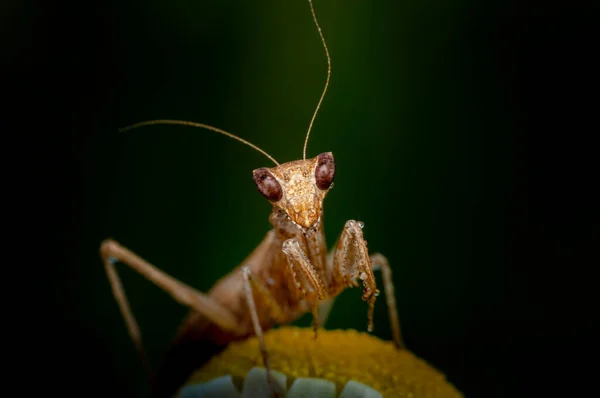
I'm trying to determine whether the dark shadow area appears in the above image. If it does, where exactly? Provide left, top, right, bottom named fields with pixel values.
left=7, top=0, right=598, bottom=397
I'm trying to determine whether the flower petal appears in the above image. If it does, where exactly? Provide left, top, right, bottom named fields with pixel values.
left=242, top=367, right=287, bottom=398
left=287, top=377, right=336, bottom=398
left=179, top=375, right=240, bottom=398
left=339, top=380, right=383, bottom=398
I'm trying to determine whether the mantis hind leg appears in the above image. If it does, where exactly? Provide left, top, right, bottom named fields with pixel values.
left=99, top=239, right=240, bottom=392
left=242, top=266, right=287, bottom=397
left=371, top=253, right=404, bottom=349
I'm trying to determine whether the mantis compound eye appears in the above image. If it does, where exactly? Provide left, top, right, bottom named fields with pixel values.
left=253, top=168, right=283, bottom=202
left=315, top=152, right=335, bottom=190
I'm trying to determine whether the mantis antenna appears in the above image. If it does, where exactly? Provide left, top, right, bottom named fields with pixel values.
left=303, top=0, right=332, bottom=160
left=119, top=0, right=331, bottom=165
left=118, top=119, right=279, bottom=166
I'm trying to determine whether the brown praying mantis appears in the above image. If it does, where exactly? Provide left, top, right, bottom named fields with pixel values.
left=100, top=1, right=404, bottom=397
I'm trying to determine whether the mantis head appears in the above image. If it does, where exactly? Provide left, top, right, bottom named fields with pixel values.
left=252, top=152, right=335, bottom=230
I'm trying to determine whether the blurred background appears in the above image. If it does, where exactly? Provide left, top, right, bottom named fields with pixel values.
left=7, top=0, right=598, bottom=397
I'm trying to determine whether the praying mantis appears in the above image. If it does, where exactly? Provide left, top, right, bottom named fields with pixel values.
left=101, top=1, right=404, bottom=396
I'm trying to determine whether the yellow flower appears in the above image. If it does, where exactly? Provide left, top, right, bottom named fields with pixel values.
left=180, top=327, right=463, bottom=397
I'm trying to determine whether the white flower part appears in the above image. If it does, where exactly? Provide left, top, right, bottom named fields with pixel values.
left=242, top=367, right=287, bottom=398
left=339, top=380, right=383, bottom=398
left=180, top=367, right=382, bottom=398
left=286, top=377, right=335, bottom=397
left=179, top=375, right=240, bottom=398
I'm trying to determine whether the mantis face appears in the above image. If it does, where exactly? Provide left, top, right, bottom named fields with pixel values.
left=253, top=152, right=335, bottom=230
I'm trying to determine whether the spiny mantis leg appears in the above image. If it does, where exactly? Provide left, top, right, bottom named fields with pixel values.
left=100, top=239, right=240, bottom=384
left=371, top=253, right=404, bottom=349
left=329, top=220, right=404, bottom=349
left=330, top=220, right=378, bottom=332
left=282, top=238, right=327, bottom=337
left=317, top=298, right=335, bottom=328
left=241, top=266, right=287, bottom=397
left=317, top=253, right=405, bottom=350
left=316, top=252, right=336, bottom=327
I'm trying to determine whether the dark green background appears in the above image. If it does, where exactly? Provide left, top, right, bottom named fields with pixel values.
left=8, top=0, right=598, bottom=397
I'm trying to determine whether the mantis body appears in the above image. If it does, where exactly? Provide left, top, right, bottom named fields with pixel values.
left=101, top=1, right=404, bottom=396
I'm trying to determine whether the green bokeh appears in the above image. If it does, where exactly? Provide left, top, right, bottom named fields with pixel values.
left=50, top=0, right=599, bottom=397
left=71, top=0, right=503, bottom=395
